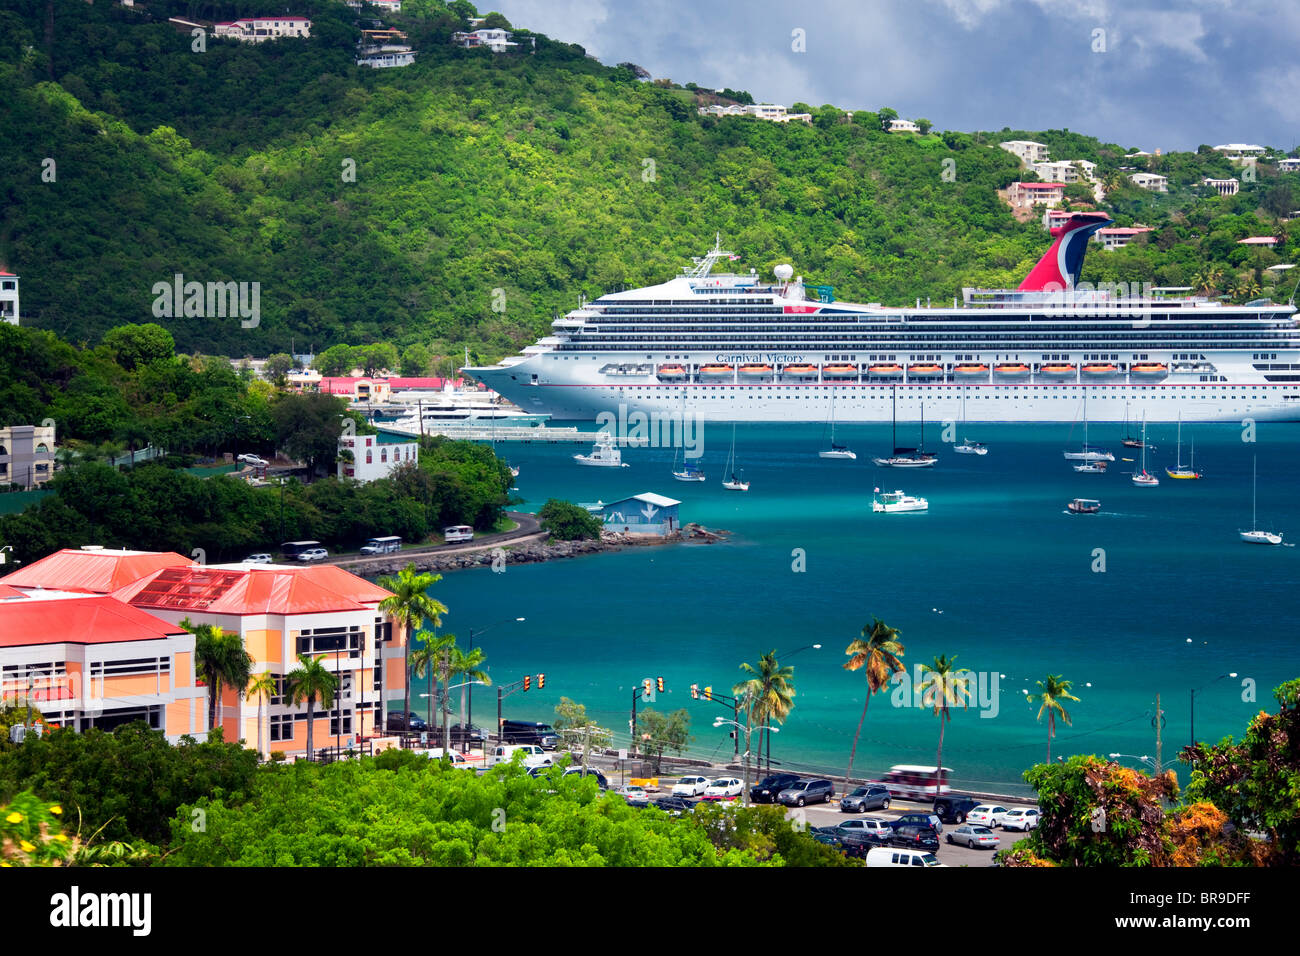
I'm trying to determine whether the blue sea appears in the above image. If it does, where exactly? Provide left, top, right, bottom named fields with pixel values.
left=405, top=421, right=1299, bottom=796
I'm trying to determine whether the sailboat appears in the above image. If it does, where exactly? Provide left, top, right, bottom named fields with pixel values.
left=1121, top=402, right=1144, bottom=449
left=874, top=388, right=938, bottom=467
left=721, top=424, right=749, bottom=491
left=953, top=387, right=988, bottom=456
left=1132, top=415, right=1159, bottom=486
left=1165, top=414, right=1201, bottom=479
left=1239, top=456, right=1283, bottom=544
left=819, top=389, right=856, bottom=460
left=1064, top=392, right=1114, bottom=462
left=671, top=390, right=705, bottom=481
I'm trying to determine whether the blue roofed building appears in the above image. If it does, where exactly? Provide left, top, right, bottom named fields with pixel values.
left=584, top=493, right=681, bottom=535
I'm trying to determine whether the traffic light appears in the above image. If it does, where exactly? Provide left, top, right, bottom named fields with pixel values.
left=537, top=673, right=546, bottom=689
left=656, top=676, right=665, bottom=693
left=703, top=686, right=712, bottom=701
left=690, top=683, right=699, bottom=700
left=642, top=678, right=653, bottom=698
left=523, top=675, right=531, bottom=692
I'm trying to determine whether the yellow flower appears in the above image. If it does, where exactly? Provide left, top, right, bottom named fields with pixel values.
left=20, top=840, right=35, bottom=853
left=5, top=812, right=22, bottom=824
left=54, top=834, right=68, bottom=843
left=49, top=805, right=62, bottom=815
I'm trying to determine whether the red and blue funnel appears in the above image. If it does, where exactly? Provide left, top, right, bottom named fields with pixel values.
left=1018, top=212, right=1112, bottom=292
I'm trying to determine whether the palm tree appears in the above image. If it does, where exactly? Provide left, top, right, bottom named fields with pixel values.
left=409, top=630, right=455, bottom=739
left=448, top=645, right=491, bottom=750
left=842, top=618, right=905, bottom=790
left=246, top=671, right=278, bottom=760
left=285, top=652, right=339, bottom=760
left=184, top=618, right=253, bottom=736
left=1026, top=674, right=1080, bottom=763
left=1191, top=266, right=1224, bottom=297
left=377, top=564, right=447, bottom=733
left=917, top=655, right=970, bottom=791
left=734, top=650, right=795, bottom=774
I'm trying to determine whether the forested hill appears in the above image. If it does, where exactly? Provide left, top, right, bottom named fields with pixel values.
left=1, top=0, right=1297, bottom=367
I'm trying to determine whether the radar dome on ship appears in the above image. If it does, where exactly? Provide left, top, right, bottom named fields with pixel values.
left=774, top=264, right=794, bottom=281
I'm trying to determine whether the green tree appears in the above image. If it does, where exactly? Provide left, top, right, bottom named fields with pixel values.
left=263, top=353, right=296, bottom=386
left=409, top=630, right=456, bottom=737
left=842, top=618, right=905, bottom=789
left=313, top=345, right=357, bottom=377
left=877, top=107, right=898, bottom=131
left=377, top=565, right=448, bottom=733
left=637, top=708, right=691, bottom=774
left=400, top=343, right=432, bottom=377
left=285, top=653, right=339, bottom=760
left=553, top=697, right=611, bottom=771
left=246, top=671, right=278, bottom=760
left=185, top=619, right=253, bottom=734
left=448, top=644, right=491, bottom=750
left=733, top=650, right=795, bottom=776
left=1026, top=674, right=1080, bottom=763
left=916, top=118, right=933, bottom=135
left=101, top=323, right=176, bottom=371
left=537, top=498, right=603, bottom=540
left=916, top=654, right=970, bottom=790
left=271, top=391, right=349, bottom=476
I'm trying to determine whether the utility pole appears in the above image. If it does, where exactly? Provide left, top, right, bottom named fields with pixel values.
left=1154, top=693, right=1163, bottom=773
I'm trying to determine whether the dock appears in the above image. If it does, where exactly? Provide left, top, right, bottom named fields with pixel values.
left=377, top=423, right=593, bottom=443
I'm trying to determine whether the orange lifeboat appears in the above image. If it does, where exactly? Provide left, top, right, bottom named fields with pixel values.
left=994, top=363, right=1031, bottom=377
left=954, top=363, right=990, bottom=377
left=657, top=364, right=686, bottom=379
left=1130, top=362, right=1169, bottom=379
left=740, top=364, right=774, bottom=377
left=1082, top=363, right=1118, bottom=376
left=1039, top=363, right=1077, bottom=377
left=868, top=364, right=904, bottom=377
left=782, top=364, right=819, bottom=377
left=822, top=364, right=860, bottom=377
left=908, top=364, right=944, bottom=377
left=699, top=364, right=734, bottom=379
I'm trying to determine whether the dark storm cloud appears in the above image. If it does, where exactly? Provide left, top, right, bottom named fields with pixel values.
left=492, top=0, right=1300, bottom=151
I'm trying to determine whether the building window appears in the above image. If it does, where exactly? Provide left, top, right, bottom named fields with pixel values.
left=270, top=714, right=294, bottom=742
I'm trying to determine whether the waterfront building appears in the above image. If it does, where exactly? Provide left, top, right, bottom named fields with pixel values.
left=1128, top=172, right=1169, bottom=192
left=587, top=493, right=681, bottom=535
left=0, top=547, right=194, bottom=593
left=0, top=423, right=56, bottom=489
left=213, top=17, right=311, bottom=42
left=338, top=433, right=419, bottom=481
left=0, top=270, right=17, bottom=325
left=999, top=140, right=1050, bottom=164
left=345, top=0, right=402, bottom=10
left=1203, top=177, right=1240, bottom=197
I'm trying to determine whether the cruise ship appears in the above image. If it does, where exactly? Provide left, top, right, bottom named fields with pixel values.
left=465, top=215, right=1300, bottom=423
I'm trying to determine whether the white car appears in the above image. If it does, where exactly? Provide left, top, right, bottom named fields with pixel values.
left=966, top=804, right=1011, bottom=828
left=702, top=777, right=743, bottom=799
left=423, top=748, right=472, bottom=768
left=1001, top=807, right=1042, bottom=831
left=487, top=744, right=552, bottom=770
left=296, top=548, right=329, bottom=562
left=237, top=454, right=268, bottom=466
left=243, top=553, right=274, bottom=564
left=672, top=775, right=711, bottom=797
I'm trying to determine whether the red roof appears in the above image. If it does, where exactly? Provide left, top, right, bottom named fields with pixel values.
left=388, top=377, right=455, bottom=389
left=1099, top=227, right=1152, bottom=235
left=0, top=594, right=186, bottom=647
left=1019, top=182, right=1066, bottom=189
left=1238, top=236, right=1278, bottom=245
left=0, top=583, right=26, bottom=600
left=0, top=271, right=15, bottom=277
left=0, top=549, right=193, bottom=594
left=116, top=564, right=391, bottom=616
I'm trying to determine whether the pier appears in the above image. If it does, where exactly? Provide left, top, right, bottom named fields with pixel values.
left=376, top=423, right=652, bottom=444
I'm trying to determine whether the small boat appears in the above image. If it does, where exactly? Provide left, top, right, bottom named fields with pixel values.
left=1132, top=415, right=1159, bottom=486
left=907, top=364, right=944, bottom=379
left=1121, top=401, right=1144, bottom=448
left=868, top=363, right=904, bottom=378
left=656, top=364, right=687, bottom=380
left=1067, top=498, right=1101, bottom=514
left=1063, top=393, right=1113, bottom=461
left=819, top=390, right=856, bottom=460
left=1240, top=456, right=1283, bottom=544
left=1082, top=363, right=1119, bottom=377
left=872, top=488, right=928, bottom=513
left=1130, top=362, right=1169, bottom=381
left=1165, top=414, right=1201, bottom=479
left=698, top=363, right=734, bottom=381
left=782, top=364, right=819, bottom=379
left=952, top=387, right=988, bottom=456
left=875, top=390, right=939, bottom=467
left=721, top=424, right=749, bottom=491
left=739, top=364, right=774, bottom=379
left=673, top=465, right=707, bottom=481
left=994, top=363, right=1031, bottom=380
left=1039, top=362, right=1077, bottom=379
left=953, top=363, right=989, bottom=379
left=1074, top=460, right=1107, bottom=473
left=574, top=432, right=628, bottom=467
left=822, top=364, right=859, bottom=378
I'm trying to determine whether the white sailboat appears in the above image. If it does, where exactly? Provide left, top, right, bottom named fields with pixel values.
left=1165, top=413, right=1201, bottom=479
left=1240, top=456, right=1283, bottom=544
left=953, top=387, right=988, bottom=456
left=874, top=388, right=938, bottom=467
left=671, top=391, right=705, bottom=480
left=1063, top=392, right=1114, bottom=462
left=819, top=389, right=856, bottom=460
left=721, top=423, right=749, bottom=491
left=1132, top=414, right=1159, bottom=486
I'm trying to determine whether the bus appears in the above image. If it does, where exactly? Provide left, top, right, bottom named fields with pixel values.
left=280, top=540, right=323, bottom=560
left=443, top=525, right=474, bottom=543
left=879, top=765, right=953, bottom=800
left=360, top=535, right=403, bottom=555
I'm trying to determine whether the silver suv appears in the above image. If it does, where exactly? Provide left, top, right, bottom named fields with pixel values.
left=778, top=778, right=835, bottom=807
left=297, top=547, right=329, bottom=562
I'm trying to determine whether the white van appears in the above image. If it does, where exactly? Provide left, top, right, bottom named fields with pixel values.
left=487, top=744, right=552, bottom=770
left=422, top=748, right=472, bottom=768
left=444, top=525, right=474, bottom=543
left=866, top=847, right=945, bottom=868
left=360, top=535, right=402, bottom=555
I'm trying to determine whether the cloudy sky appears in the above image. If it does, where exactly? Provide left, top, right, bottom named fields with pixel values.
left=492, top=0, right=1300, bottom=152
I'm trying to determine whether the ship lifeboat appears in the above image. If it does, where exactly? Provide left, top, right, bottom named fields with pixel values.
left=907, top=364, right=944, bottom=378
left=1038, top=363, right=1077, bottom=379
left=739, top=364, right=775, bottom=379
left=1130, top=362, right=1169, bottom=381
left=698, top=364, right=735, bottom=380
left=953, top=363, right=990, bottom=379
left=657, top=364, right=687, bottom=380
left=994, top=363, right=1031, bottom=379
left=822, top=364, right=860, bottom=378
left=868, top=363, right=904, bottom=378
left=782, top=364, right=820, bottom=379
left=1082, top=363, right=1119, bottom=377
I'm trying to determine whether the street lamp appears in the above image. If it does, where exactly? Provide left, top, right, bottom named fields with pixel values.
left=715, top=714, right=777, bottom=806
left=443, top=679, right=489, bottom=752
left=1190, top=673, right=1237, bottom=748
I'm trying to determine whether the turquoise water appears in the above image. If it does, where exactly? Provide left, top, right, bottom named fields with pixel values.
left=407, top=421, right=1299, bottom=796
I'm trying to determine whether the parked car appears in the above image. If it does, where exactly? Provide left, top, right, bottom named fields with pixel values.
left=1001, top=807, right=1042, bottom=831
left=423, top=748, right=472, bottom=768
left=616, top=785, right=649, bottom=808
left=296, top=547, right=329, bottom=562
left=243, top=553, right=274, bottom=564
left=750, top=773, right=802, bottom=804
left=653, top=795, right=698, bottom=816
left=933, top=795, right=982, bottom=824
left=866, top=847, right=944, bottom=868
left=447, top=724, right=489, bottom=747
left=487, top=744, right=552, bottom=769
left=237, top=454, right=267, bottom=466
left=499, top=720, right=559, bottom=750
left=889, top=824, right=941, bottom=851
left=840, top=784, right=892, bottom=813
left=946, top=824, right=1000, bottom=849
left=777, top=778, right=835, bottom=807
left=892, top=812, right=943, bottom=834
left=702, top=777, right=744, bottom=800
left=672, top=775, right=711, bottom=797
left=816, top=818, right=893, bottom=846
left=561, top=767, right=609, bottom=790
left=385, top=711, right=427, bottom=732
left=966, top=805, right=1011, bottom=828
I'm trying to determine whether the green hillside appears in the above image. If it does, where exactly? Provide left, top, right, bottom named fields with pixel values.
left=1, top=0, right=1297, bottom=369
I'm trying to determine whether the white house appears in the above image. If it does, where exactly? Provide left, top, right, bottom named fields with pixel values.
left=1128, top=172, right=1168, bottom=192
left=0, top=271, right=17, bottom=325
left=0, top=423, right=57, bottom=489
left=1202, top=177, right=1239, bottom=197
left=357, top=50, right=416, bottom=68
left=1277, top=158, right=1300, bottom=172
left=1031, top=159, right=1097, bottom=184
left=345, top=0, right=402, bottom=10
left=213, top=17, right=311, bottom=42
left=1007, top=181, right=1065, bottom=208
left=338, top=434, right=419, bottom=482
left=1095, top=227, right=1153, bottom=250
left=1212, top=143, right=1266, bottom=160
left=999, top=140, right=1050, bottom=165
left=698, top=103, right=812, bottom=124
left=451, top=28, right=519, bottom=52
left=888, top=119, right=921, bottom=134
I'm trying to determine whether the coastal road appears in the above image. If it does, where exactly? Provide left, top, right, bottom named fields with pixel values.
left=327, top=510, right=544, bottom=569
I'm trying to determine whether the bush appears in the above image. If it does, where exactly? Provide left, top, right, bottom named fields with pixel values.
left=537, top=499, right=603, bottom=540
